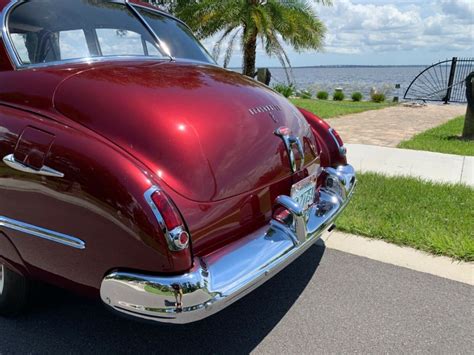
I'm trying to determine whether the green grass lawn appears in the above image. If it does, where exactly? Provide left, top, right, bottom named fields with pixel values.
left=337, top=173, right=474, bottom=261
left=144, top=285, right=169, bottom=296
left=291, top=98, right=395, bottom=119
left=398, top=116, right=474, bottom=156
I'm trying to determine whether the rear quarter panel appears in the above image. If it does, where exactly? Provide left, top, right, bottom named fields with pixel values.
left=0, top=106, right=192, bottom=295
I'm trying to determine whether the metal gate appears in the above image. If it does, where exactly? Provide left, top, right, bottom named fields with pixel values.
left=404, top=57, right=474, bottom=103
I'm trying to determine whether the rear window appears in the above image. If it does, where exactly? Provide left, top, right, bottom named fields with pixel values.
left=7, top=0, right=164, bottom=66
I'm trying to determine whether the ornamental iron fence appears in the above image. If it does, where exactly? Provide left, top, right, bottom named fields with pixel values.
left=404, top=57, right=474, bottom=104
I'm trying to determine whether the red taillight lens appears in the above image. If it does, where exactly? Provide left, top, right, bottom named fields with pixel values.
left=178, top=231, right=189, bottom=246
left=151, top=191, right=182, bottom=230
left=272, top=206, right=293, bottom=225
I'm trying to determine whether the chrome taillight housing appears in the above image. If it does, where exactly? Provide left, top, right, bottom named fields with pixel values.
left=145, top=187, right=190, bottom=251
left=328, top=128, right=347, bottom=156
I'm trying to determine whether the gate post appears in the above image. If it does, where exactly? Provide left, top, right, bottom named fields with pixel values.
left=444, top=57, right=458, bottom=104
left=462, top=72, right=474, bottom=139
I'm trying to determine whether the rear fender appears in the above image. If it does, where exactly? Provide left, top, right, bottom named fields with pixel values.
left=298, top=107, right=347, bottom=167
left=0, top=231, right=28, bottom=277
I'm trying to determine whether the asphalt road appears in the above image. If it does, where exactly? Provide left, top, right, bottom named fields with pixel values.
left=0, top=244, right=472, bottom=354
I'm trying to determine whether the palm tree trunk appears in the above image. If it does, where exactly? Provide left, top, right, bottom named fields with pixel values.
left=463, top=73, right=474, bottom=139
left=243, top=30, right=257, bottom=78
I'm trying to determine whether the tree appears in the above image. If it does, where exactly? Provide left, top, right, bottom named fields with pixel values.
left=161, top=0, right=329, bottom=78
left=141, top=0, right=180, bottom=12
left=463, top=72, right=474, bottom=139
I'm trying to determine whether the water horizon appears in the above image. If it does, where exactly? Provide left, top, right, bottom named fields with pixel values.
left=232, top=65, right=429, bottom=100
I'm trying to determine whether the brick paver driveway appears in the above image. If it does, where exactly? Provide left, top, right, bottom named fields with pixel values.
left=326, top=104, right=466, bottom=147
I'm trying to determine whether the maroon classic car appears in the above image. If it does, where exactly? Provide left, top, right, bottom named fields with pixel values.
left=0, top=0, right=355, bottom=324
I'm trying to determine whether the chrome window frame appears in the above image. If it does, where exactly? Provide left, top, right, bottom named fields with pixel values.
left=132, top=2, right=216, bottom=65
left=0, top=0, right=208, bottom=70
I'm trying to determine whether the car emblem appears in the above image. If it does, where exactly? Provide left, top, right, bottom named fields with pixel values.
left=249, top=104, right=281, bottom=123
left=274, top=127, right=305, bottom=173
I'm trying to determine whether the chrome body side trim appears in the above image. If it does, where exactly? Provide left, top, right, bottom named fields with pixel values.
left=0, top=216, right=85, bottom=250
left=3, top=154, right=64, bottom=178
left=100, top=164, right=356, bottom=324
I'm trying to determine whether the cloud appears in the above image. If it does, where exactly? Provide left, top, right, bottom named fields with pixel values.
left=313, top=0, right=474, bottom=55
left=441, top=0, right=474, bottom=22
left=205, top=0, right=473, bottom=66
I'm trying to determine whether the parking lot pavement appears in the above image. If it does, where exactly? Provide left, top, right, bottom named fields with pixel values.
left=0, top=245, right=472, bottom=354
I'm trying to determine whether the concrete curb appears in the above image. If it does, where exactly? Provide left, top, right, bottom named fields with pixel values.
left=318, top=231, right=473, bottom=285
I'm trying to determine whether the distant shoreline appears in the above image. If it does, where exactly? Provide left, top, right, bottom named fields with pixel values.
left=229, top=65, right=427, bottom=69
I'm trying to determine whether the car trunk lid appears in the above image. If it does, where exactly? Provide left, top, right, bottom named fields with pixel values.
left=54, top=61, right=318, bottom=202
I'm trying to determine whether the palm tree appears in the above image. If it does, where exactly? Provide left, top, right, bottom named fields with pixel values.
left=165, top=0, right=329, bottom=78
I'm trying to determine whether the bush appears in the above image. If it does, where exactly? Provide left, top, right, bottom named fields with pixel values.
left=297, top=90, right=312, bottom=99
left=351, top=92, right=363, bottom=102
left=371, top=93, right=386, bottom=103
left=273, top=83, right=295, bottom=98
left=316, top=91, right=329, bottom=100
left=333, top=91, right=345, bottom=101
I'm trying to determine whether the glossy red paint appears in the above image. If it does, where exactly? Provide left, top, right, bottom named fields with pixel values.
left=298, top=107, right=348, bottom=167
left=53, top=61, right=319, bottom=202
left=0, top=0, right=345, bottom=296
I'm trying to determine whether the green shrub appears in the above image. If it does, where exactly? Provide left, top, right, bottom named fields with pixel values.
left=333, top=91, right=345, bottom=101
left=316, top=91, right=329, bottom=100
left=273, top=83, right=295, bottom=98
left=371, top=93, right=386, bottom=103
left=297, top=90, right=312, bottom=99
left=351, top=92, right=363, bottom=102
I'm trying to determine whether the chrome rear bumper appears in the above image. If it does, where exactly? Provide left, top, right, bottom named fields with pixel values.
left=100, top=165, right=356, bottom=324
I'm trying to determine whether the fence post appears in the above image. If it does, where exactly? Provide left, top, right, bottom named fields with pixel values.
left=462, top=72, right=474, bottom=139
left=444, top=57, right=458, bottom=104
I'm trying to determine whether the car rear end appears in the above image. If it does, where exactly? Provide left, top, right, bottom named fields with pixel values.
left=100, top=110, right=356, bottom=324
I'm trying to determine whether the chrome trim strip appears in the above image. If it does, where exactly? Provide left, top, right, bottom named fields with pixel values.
left=1, top=0, right=23, bottom=69
left=131, top=3, right=216, bottom=65
left=328, top=128, right=347, bottom=156
left=126, top=0, right=174, bottom=61
left=131, top=3, right=192, bottom=31
left=3, top=154, right=64, bottom=178
left=0, top=216, right=85, bottom=250
left=101, top=164, right=356, bottom=324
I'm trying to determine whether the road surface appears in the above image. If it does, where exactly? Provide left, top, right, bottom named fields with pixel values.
left=0, top=244, right=472, bottom=354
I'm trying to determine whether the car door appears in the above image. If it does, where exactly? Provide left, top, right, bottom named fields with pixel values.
left=0, top=105, right=86, bottom=272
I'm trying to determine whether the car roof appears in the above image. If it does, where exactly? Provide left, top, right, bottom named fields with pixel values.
left=0, top=0, right=173, bottom=17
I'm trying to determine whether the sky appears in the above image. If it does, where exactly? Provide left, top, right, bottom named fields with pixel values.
left=202, top=0, right=474, bottom=67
